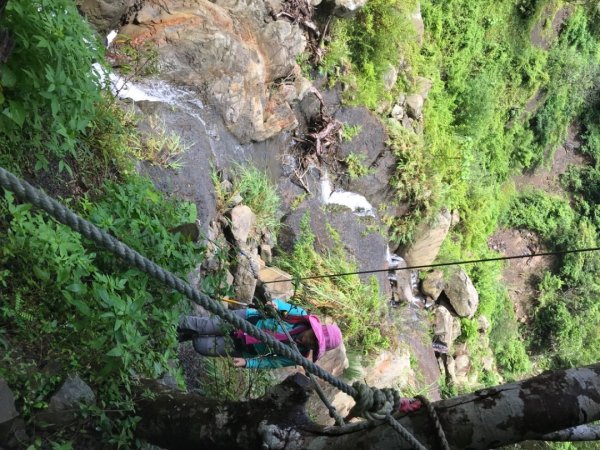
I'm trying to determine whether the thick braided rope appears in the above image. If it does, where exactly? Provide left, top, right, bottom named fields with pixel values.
left=351, top=382, right=427, bottom=449
left=418, top=395, right=450, bottom=450
left=0, top=166, right=354, bottom=398
left=0, top=166, right=428, bottom=449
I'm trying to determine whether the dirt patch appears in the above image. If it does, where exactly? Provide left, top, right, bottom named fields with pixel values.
left=512, top=124, right=587, bottom=194
left=490, top=125, right=587, bottom=320
left=488, top=229, right=555, bottom=321
left=530, top=2, right=574, bottom=50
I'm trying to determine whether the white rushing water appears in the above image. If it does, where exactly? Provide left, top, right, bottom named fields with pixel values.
left=319, top=171, right=376, bottom=217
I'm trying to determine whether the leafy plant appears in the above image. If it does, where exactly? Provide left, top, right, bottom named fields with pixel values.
left=276, top=214, right=389, bottom=353
left=131, top=116, right=188, bottom=169
left=341, top=123, right=362, bottom=141
left=344, top=152, right=371, bottom=180
left=232, top=165, right=282, bottom=235
left=0, top=175, right=204, bottom=444
left=111, top=34, right=159, bottom=78
left=0, top=0, right=103, bottom=167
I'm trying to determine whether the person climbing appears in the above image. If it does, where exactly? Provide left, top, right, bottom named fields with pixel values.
left=177, top=298, right=343, bottom=369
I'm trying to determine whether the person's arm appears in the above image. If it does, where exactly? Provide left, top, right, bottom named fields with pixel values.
left=242, top=356, right=297, bottom=369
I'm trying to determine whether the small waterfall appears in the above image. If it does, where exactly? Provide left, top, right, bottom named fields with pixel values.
left=319, top=171, right=376, bottom=217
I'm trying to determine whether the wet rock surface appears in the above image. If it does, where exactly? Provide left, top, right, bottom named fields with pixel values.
left=280, top=197, right=390, bottom=296
left=119, top=0, right=306, bottom=143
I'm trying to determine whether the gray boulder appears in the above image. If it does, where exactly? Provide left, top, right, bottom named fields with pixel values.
left=230, top=205, right=256, bottom=247
left=399, top=208, right=452, bottom=266
left=36, top=375, right=96, bottom=426
left=444, top=268, right=479, bottom=318
left=0, top=380, right=17, bottom=424
left=433, top=305, right=461, bottom=346
left=233, top=251, right=259, bottom=304
left=405, top=94, right=424, bottom=120
left=421, top=270, right=445, bottom=302
left=76, top=0, right=135, bottom=35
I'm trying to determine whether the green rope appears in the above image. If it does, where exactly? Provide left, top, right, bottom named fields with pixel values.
left=0, top=165, right=429, bottom=449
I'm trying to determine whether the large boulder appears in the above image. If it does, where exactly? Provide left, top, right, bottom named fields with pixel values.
left=258, top=266, right=294, bottom=300
left=433, top=305, right=461, bottom=346
left=444, top=268, right=479, bottom=318
left=390, top=256, right=417, bottom=304
left=421, top=269, right=445, bottom=302
left=229, top=205, right=256, bottom=247
left=119, top=0, right=306, bottom=143
left=399, top=208, right=452, bottom=266
left=76, top=0, right=135, bottom=35
left=0, top=380, right=17, bottom=425
left=36, top=375, right=96, bottom=426
left=0, top=379, right=26, bottom=448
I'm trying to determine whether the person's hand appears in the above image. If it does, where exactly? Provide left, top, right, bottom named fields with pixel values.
left=268, top=300, right=278, bottom=310
left=233, top=357, right=247, bottom=368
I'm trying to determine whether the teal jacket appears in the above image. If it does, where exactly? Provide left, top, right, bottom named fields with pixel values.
left=242, top=299, right=311, bottom=369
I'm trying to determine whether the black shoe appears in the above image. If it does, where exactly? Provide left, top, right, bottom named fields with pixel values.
left=177, top=327, right=198, bottom=342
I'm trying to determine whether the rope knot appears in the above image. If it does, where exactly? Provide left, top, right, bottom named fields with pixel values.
left=349, top=382, right=401, bottom=421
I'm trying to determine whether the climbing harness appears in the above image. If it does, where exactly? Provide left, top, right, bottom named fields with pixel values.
left=0, top=165, right=448, bottom=449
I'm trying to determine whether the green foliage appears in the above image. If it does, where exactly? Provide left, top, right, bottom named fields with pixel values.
left=383, top=120, right=442, bottom=244
left=322, top=0, right=419, bottom=107
left=0, top=0, right=103, bottom=166
left=0, top=176, right=203, bottom=442
left=130, top=116, right=188, bottom=169
left=514, top=0, right=542, bottom=19
left=197, top=357, right=275, bottom=401
left=344, top=152, right=371, bottom=180
left=341, top=123, right=362, bottom=141
left=502, top=189, right=575, bottom=239
left=276, top=214, right=388, bottom=353
left=111, top=35, right=159, bottom=78
left=231, top=165, right=282, bottom=235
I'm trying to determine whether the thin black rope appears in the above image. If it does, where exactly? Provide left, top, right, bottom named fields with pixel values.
left=263, top=246, right=600, bottom=284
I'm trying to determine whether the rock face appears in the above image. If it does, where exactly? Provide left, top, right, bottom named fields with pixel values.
left=76, top=0, right=135, bottom=35
left=399, top=208, right=452, bottom=266
left=434, top=305, right=461, bottom=346
left=0, top=380, right=17, bottom=424
left=444, top=268, right=479, bottom=318
left=119, top=0, right=306, bottom=143
left=421, top=269, right=445, bottom=301
left=335, top=106, right=397, bottom=213
left=280, top=197, right=390, bottom=296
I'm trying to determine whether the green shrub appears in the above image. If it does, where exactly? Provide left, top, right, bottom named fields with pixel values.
left=503, top=189, right=575, bottom=239
left=229, top=165, right=282, bottom=236
left=275, top=214, right=388, bottom=353
left=0, top=176, right=203, bottom=442
left=322, top=0, right=419, bottom=108
left=0, top=0, right=103, bottom=169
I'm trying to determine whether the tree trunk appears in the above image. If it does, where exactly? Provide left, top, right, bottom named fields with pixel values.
left=135, top=364, right=600, bottom=449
